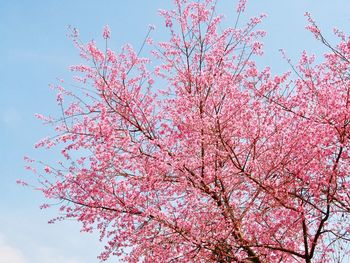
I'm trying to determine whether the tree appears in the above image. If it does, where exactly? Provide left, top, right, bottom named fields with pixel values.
left=27, top=0, right=350, bottom=262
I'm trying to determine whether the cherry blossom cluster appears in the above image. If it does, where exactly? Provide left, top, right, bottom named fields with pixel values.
left=26, top=0, right=350, bottom=262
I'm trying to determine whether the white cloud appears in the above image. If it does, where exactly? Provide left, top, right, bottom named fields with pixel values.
left=0, top=236, right=27, bottom=263
left=30, top=245, right=83, bottom=263
left=0, top=233, right=84, bottom=263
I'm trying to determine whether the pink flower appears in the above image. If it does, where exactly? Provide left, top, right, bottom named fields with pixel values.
left=165, top=18, right=173, bottom=28
left=56, top=93, right=63, bottom=103
left=236, top=0, right=247, bottom=13
left=16, top=179, right=28, bottom=186
left=44, top=166, right=51, bottom=173
left=103, top=25, right=111, bottom=39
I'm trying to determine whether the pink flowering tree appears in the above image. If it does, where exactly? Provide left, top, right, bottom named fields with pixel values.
left=26, top=0, right=350, bottom=262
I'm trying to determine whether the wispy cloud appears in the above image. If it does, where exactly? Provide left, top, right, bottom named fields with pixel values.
left=0, top=235, right=27, bottom=263
left=0, top=233, right=83, bottom=263
left=28, top=245, right=83, bottom=263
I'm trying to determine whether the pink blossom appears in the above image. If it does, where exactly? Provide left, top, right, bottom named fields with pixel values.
left=56, top=93, right=63, bottom=103
left=102, top=25, right=111, bottom=39
left=236, top=0, right=247, bottom=13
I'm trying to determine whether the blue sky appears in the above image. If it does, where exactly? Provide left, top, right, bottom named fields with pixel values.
left=1, top=1, right=350, bottom=262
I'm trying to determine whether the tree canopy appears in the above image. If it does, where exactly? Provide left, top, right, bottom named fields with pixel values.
left=27, top=0, right=350, bottom=262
